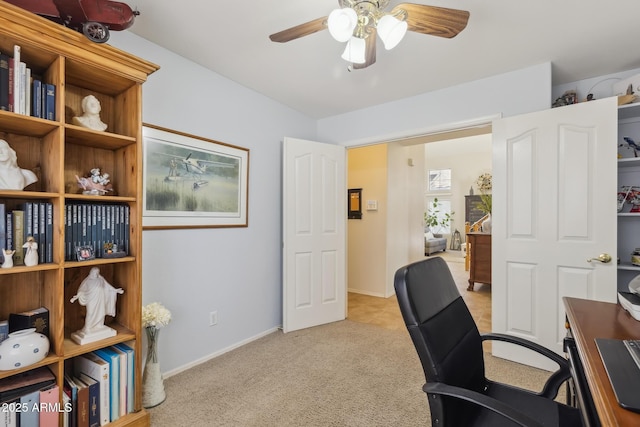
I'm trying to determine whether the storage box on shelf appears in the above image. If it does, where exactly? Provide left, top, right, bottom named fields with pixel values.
left=0, top=2, right=158, bottom=425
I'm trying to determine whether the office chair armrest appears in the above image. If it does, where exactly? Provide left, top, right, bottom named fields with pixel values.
left=481, top=332, right=571, bottom=399
left=423, top=382, right=545, bottom=427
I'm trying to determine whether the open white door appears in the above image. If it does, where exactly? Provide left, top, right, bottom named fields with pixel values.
left=492, top=97, right=618, bottom=370
left=282, top=137, right=346, bottom=333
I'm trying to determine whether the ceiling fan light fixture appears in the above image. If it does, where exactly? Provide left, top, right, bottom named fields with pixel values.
left=328, top=8, right=358, bottom=42
left=377, top=14, right=407, bottom=50
left=341, top=36, right=366, bottom=64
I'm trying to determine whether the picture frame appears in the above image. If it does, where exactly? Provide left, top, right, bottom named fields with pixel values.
left=76, top=245, right=95, bottom=261
left=142, top=124, right=249, bottom=229
left=348, top=188, right=362, bottom=219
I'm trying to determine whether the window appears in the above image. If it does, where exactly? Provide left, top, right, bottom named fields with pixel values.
left=428, top=168, right=451, bottom=191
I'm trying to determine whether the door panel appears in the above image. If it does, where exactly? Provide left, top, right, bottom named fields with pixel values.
left=493, top=97, right=617, bottom=370
left=283, top=137, right=346, bottom=333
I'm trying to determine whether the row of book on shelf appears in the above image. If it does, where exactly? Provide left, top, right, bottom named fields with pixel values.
left=65, top=203, right=130, bottom=261
left=0, top=45, right=56, bottom=119
left=0, top=202, right=53, bottom=266
left=0, top=201, right=130, bottom=265
left=0, top=342, right=135, bottom=427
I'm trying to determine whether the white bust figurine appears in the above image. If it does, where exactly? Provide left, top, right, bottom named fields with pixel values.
left=0, top=139, right=38, bottom=190
left=72, top=95, right=108, bottom=131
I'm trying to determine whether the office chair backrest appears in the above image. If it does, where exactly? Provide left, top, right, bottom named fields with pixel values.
left=394, top=257, right=486, bottom=393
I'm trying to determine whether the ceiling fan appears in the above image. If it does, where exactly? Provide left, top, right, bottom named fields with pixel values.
left=269, top=1, right=470, bottom=70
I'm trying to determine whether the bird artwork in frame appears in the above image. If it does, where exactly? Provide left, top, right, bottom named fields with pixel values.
left=621, top=137, right=640, bottom=158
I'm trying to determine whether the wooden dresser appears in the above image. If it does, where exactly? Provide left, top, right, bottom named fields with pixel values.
left=467, top=232, right=491, bottom=290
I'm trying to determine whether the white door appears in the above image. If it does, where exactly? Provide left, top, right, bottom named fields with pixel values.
left=282, top=137, right=346, bottom=333
left=492, top=97, right=618, bottom=370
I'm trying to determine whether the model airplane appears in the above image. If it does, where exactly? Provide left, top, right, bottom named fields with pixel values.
left=622, top=137, right=640, bottom=157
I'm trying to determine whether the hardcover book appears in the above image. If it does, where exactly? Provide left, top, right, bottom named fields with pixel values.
left=11, top=210, right=24, bottom=265
left=8, top=306, right=49, bottom=338
left=78, top=373, right=100, bottom=427
left=74, top=352, right=110, bottom=426
left=93, top=347, right=120, bottom=422
left=0, top=53, right=8, bottom=111
left=39, top=384, right=60, bottom=427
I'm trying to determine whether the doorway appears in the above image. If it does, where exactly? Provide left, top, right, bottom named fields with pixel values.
left=346, top=129, right=493, bottom=331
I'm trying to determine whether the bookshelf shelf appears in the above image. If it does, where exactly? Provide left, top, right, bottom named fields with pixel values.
left=0, top=3, right=158, bottom=426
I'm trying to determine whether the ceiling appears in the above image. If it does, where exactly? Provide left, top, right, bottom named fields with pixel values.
left=120, top=0, right=640, bottom=119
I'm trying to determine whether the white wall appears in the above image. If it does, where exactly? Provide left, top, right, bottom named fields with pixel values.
left=317, top=62, right=552, bottom=146
left=109, top=31, right=316, bottom=375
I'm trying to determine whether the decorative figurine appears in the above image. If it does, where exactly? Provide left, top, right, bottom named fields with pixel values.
left=75, top=167, right=113, bottom=195
left=23, top=236, right=38, bottom=266
left=0, top=139, right=38, bottom=190
left=1, top=249, right=14, bottom=268
left=70, top=267, right=124, bottom=345
left=72, top=95, right=108, bottom=131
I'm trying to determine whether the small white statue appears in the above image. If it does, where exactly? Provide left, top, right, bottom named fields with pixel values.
left=0, top=139, right=38, bottom=190
left=70, top=267, right=124, bottom=344
left=72, top=95, right=108, bottom=132
left=23, top=236, right=38, bottom=267
left=1, top=249, right=14, bottom=268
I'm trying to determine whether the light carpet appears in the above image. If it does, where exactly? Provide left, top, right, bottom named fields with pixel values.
left=147, top=320, right=557, bottom=426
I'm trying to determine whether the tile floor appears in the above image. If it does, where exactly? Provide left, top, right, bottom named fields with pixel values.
left=348, top=250, right=492, bottom=334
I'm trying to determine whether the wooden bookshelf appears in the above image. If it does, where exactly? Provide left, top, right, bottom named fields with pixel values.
left=0, top=2, right=158, bottom=425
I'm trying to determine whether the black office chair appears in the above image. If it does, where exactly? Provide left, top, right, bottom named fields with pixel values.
left=394, top=257, right=582, bottom=427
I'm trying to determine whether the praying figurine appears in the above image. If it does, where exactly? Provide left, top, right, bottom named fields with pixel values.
left=72, top=94, right=108, bottom=131
left=23, top=236, right=38, bottom=266
left=1, top=249, right=14, bottom=268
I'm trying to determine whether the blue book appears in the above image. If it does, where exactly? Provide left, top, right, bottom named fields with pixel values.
left=0, top=203, right=5, bottom=264
left=78, top=373, right=100, bottom=427
left=113, top=343, right=135, bottom=413
left=18, top=388, right=39, bottom=427
left=0, top=320, right=8, bottom=343
left=43, top=83, right=55, bottom=121
left=93, top=347, right=120, bottom=422
left=31, top=78, right=42, bottom=118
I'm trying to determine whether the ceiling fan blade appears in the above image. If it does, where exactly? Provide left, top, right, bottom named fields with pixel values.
left=269, top=17, right=328, bottom=43
left=353, top=30, right=377, bottom=70
left=393, top=3, right=469, bottom=38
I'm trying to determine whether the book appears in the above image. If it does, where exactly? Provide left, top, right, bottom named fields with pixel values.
left=12, top=45, right=19, bottom=114
left=11, top=210, right=24, bottom=265
left=43, top=83, right=55, bottom=121
left=5, top=211, right=11, bottom=257
left=0, top=53, right=8, bottom=111
left=1, top=397, right=18, bottom=427
left=73, top=352, right=110, bottom=426
left=74, top=376, right=90, bottom=427
left=0, top=203, right=7, bottom=264
left=64, top=374, right=79, bottom=427
left=31, top=78, right=42, bottom=118
left=78, top=373, right=99, bottom=427
left=113, top=343, right=134, bottom=413
left=0, top=320, right=7, bottom=343
left=0, top=367, right=55, bottom=402
left=93, top=348, right=120, bottom=422
left=39, top=384, right=60, bottom=427
left=8, top=306, right=49, bottom=338
left=18, top=388, right=39, bottom=427
left=109, top=346, right=127, bottom=416
left=62, top=390, right=71, bottom=427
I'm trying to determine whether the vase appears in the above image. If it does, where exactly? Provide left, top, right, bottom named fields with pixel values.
left=482, top=214, right=492, bottom=234
left=142, top=326, right=166, bottom=408
left=0, top=328, right=49, bottom=371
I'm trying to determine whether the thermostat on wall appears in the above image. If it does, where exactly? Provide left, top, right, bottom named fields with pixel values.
left=366, top=200, right=378, bottom=211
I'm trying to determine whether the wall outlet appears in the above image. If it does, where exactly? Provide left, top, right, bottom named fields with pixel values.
left=209, top=311, right=218, bottom=326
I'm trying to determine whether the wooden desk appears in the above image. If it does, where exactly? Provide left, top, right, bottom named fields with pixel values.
left=466, top=232, right=491, bottom=290
left=563, top=297, right=640, bottom=426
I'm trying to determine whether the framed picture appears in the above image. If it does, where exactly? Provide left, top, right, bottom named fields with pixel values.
left=348, top=188, right=362, bottom=219
left=76, top=245, right=95, bottom=261
left=142, top=124, right=249, bottom=229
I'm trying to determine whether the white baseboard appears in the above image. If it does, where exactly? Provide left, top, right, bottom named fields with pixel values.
left=162, top=326, right=280, bottom=379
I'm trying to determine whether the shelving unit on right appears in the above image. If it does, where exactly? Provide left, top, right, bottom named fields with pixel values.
left=617, top=103, right=640, bottom=291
